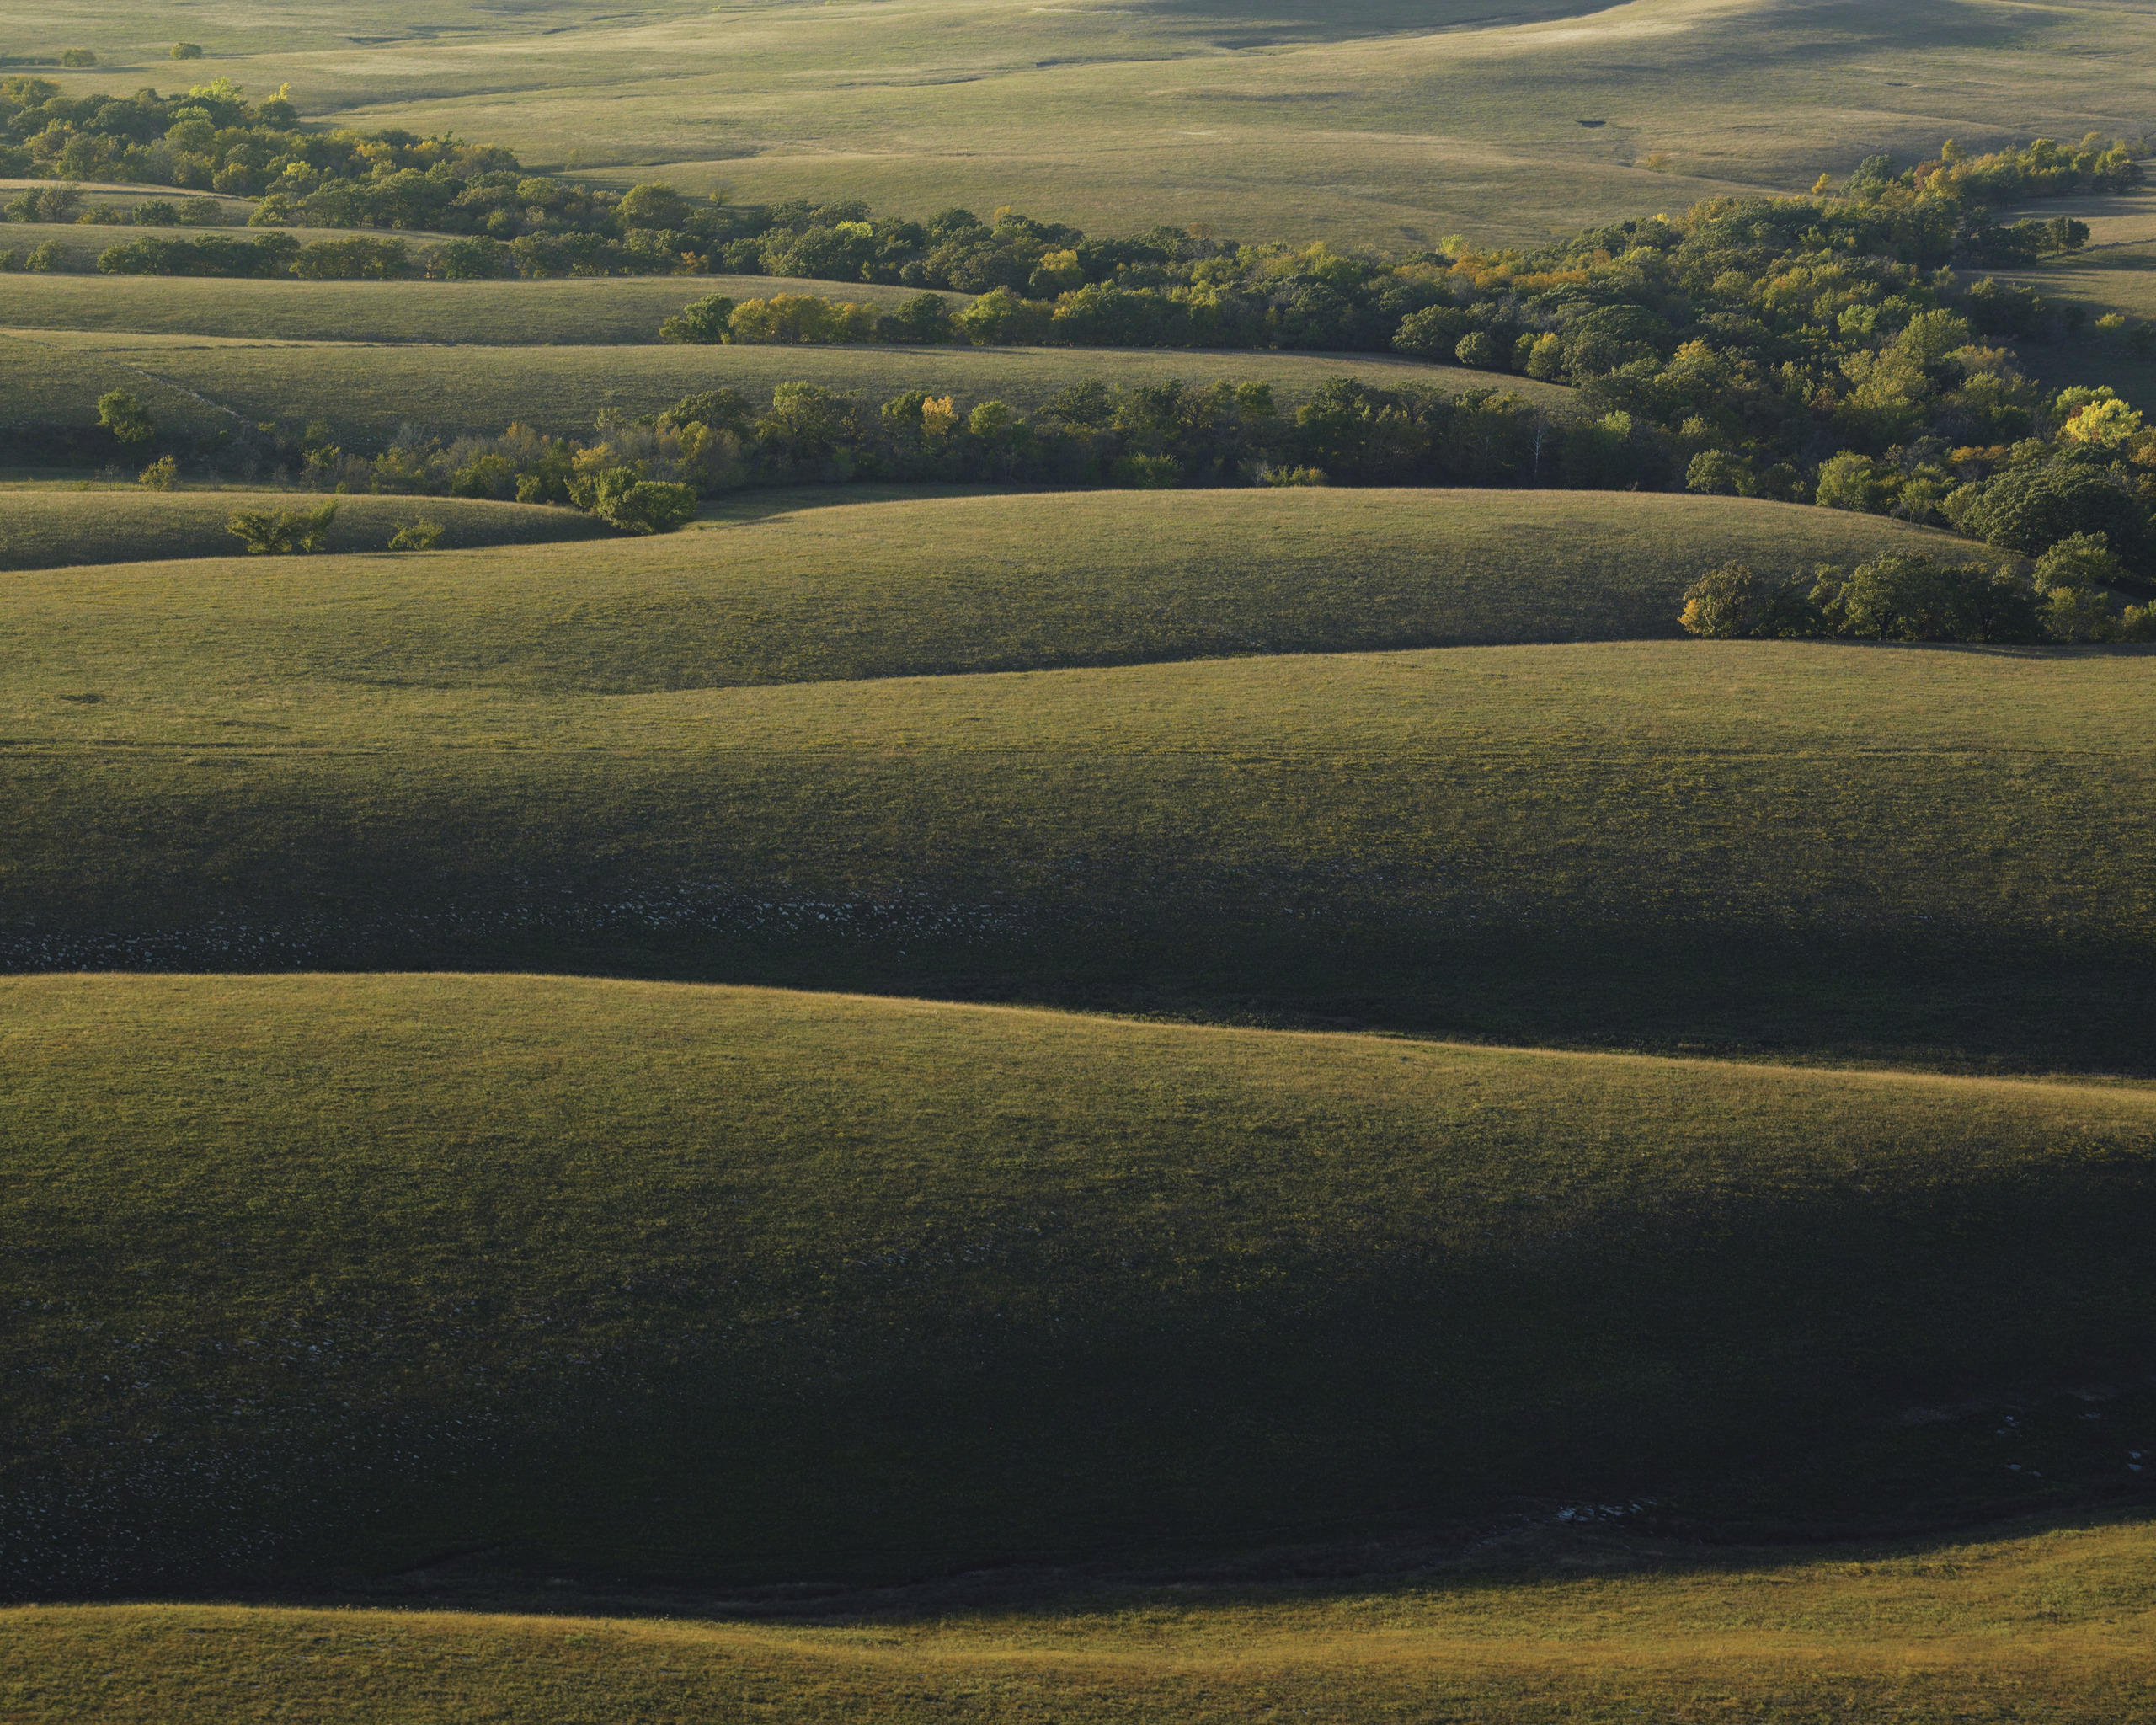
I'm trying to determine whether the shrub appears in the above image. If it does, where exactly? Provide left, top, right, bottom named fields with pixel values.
left=0, top=251, right=15, bottom=273
left=25, top=239, right=61, bottom=274
left=1261, top=465, right=1329, bottom=487
left=60, top=49, right=97, bottom=67
left=227, top=501, right=339, bottom=555
left=587, top=474, right=697, bottom=534
left=96, top=390, right=154, bottom=446
left=1113, top=452, right=1181, bottom=488
left=659, top=293, right=736, bottom=344
left=170, top=42, right=205, bottom=59
left=137, top=456, right=180, bottom=491
left=175, top=200, right=226, bottom=228
left=387, top=519, right=446, bottom=552
left=131, top=200, right=181, bottom=227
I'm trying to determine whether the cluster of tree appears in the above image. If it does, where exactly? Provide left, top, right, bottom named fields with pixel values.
left=4, top=186, right=231, bottom=225
left=0, top=73, right=513, bottom=201
left=1678, top=537, right=2155, bottom=645
left=660, top=289, right=960, bottom=344
left=94, top=231, right=415, bottom=279
left=228, top=376, right=1649, bottom=504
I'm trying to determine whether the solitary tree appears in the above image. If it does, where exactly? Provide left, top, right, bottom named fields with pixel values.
left=96, top=390, right=155, bottom=446
left=170, top=42, right=205, bottom=59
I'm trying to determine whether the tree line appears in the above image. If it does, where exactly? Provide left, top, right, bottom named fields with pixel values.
left=1679, top=537, right=2154, bottom=644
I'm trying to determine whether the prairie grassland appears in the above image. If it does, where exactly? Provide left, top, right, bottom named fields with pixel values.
left=0, top=485, right=604, bottom=569
left=0, top=328, right=1561, bottom=441
left=0, top=330, right=232, bottom=438
left=3, top=634, right=2150, bottom=1066
left=0, top=270, right=948, bottom=344
left=3, top=972, right=2152, bottom=1594
left=26, top=0, right=2156, bottom=245
left=0, top=484, right=1975, bottom=664
left=7, top=1514, right=2156, bottom=1720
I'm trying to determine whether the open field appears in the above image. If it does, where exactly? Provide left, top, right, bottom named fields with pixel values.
left=0, top=328, right=1565, bottom=442
left=0, top=485, right=604, bottom=569
left=9, top=1510, right=2156, bottom=1721
left=3, top=972, right=2153, bottom=1595
left=20, top=0, right=2156, bottom=246
left=3, top=617, right=2150, bottom=1066
left=0, top=484, right=1977, bottom=664
left=0, top=269, right=947, bottom=344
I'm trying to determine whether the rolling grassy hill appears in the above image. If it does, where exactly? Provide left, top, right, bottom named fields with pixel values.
left=4, top=972, right=2153, bottom=1600
left=0, top=328, right=1563, bottom=443
left=9, top=1511, right=2156, bottom=1722
left=25, top=0, right=2156, bottom=246
left=0, top=270, right=949, bottom=344
left=0, top=485, right=605, bottom=569
left=3, top=586, right=2151, bottom=1065
left=1, top=484, right=1967, bottom=665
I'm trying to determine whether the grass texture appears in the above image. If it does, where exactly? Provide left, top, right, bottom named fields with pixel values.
left=3, top=972, right=2153, bottom=1597
left=6, top=483, right=1968, bottom=665
left=0, top=270, right=947, bottom=344
left=3, top=579, right=2151, bottom=1064
left=0, top=328, right=1561, bottom=441
left=24, top=0, right=2156, bottom=246
left=0, top=484, right=605, bottom=569
left=7, top=1514, right=2156, bottom=1721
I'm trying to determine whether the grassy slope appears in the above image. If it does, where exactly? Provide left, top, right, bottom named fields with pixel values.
left=0, top=328, right=1560, bottom=441
left=0, top=270, right=948, bottom=344
left=8, top=1517, right=2156, bottom=1722
left=0, top=485, right=1967, bottom=667
left=3, top=606, right=2152, bottom=1065
left=0, top=486, right=605, bottom=569
left=27, top=0, right=2156, bottom=246
left=3, top=973, right=2153, bottom=1598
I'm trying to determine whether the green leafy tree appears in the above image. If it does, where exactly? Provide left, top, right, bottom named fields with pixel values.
left=137, top=456, right=179, bottom=491
left=1678, top=563, right=1765, bottom=637
left=617, top=182, right=690, bottom=229
left=880, top=291, right=955, bottom=344
left=2033, top=530, right=2125, bottom=641
left=1685, top=449, right=1753, bottom=496
left=585, top=473, right=697, bottom=534
left=24, top=239, right=61, bottom=274
left=1454, top=330, right=1498, bottom=369
left=659, top=294, right=736, bottom=344
left=169, top=42, right=205, bottom=60
left=227, top=500, right=338, bottom=554
left=95, top=390, right=154, bottom=446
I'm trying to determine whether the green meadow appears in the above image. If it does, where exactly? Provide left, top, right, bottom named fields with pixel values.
left=5, top=588, right=2150, bottom=1064
left=22, top=0, right=2156, bottom=245
left=8, top=1511, right=2156, bottom=1722
left=8, top=0, right=2156, bottom=1712
left=1, top=328, right=1561, bottom=441
left=0, top=268, right=943, bottom=343
left=5, top=972, right=2153, bottom=1598
left=10, top=1514, right=2156, bottom=1725
left=0, top=483, right=603, bottom=568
